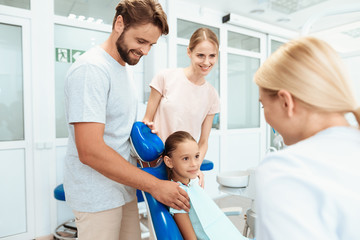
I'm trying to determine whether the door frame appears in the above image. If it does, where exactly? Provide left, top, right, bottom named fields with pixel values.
left=0, top=14, right=35, bottom=240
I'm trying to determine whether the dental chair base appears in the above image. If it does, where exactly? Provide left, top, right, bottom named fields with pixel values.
left=54, top=219, right=78, bottom=240
left=53, top=184, right=78, bottom=240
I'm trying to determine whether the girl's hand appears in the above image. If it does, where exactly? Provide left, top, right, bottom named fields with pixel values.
left=197, top=170, right=205, bottom=188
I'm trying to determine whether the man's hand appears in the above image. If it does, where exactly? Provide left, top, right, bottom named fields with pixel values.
left=151, top=180, right=190, bottom=212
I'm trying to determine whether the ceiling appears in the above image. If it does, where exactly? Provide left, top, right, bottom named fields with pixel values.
left=7, top=0, right=359, bottom=55
left=180, top=0, right=360, bottom=32
left=179, top=0, right=360, bottom=55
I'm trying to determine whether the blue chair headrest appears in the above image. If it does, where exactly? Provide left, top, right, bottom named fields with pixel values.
left=130, top=121, right=164, bottom=162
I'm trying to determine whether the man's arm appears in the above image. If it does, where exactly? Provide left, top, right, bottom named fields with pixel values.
left=74, top=122, right=190, bottom=211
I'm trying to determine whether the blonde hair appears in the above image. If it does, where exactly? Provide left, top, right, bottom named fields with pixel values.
left=188, top=28, right=219, bottom=52
left=254, top=36, right=360, bottom=126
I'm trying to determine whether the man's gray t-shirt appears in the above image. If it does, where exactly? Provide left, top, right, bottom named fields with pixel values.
left=64, top=46, right=138, bottom=212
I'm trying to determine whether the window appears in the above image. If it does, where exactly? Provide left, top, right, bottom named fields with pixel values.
left=0, top=0, right=30, bottom=9
left=54, top=0, right=113, bottom=25
left=227, top=54, right=260, bottom=129
left=0, top=23, right=24, bottom=141
left=177, top=19, right=219, bottom=40
left=269, top=38, right=286, bottom=147
left=54, top=24, right=109, bottom=138
left=176, top=19, right=220, bottom=128
left=227, top=31, right=262, bottom=129
left=228, top=31, right=260, bottom=52
left=271, top=39, right=284, bottom=53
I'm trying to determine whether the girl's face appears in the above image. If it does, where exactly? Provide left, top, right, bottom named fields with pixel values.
left=188, top=40, right=218, bottom=77
left=164, top=139, right=201, bottom=185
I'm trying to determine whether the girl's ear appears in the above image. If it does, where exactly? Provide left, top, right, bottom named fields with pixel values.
left=163, top=156, right=173, bottom=169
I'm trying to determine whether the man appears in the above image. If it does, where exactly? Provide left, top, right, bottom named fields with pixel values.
left=64, top=0, right=190, bottom=239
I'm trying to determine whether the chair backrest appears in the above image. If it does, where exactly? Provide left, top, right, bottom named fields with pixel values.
left=141, top=162, right=184, bottom=240
left=130, top=122, right=183, bottom=240
left=130, top=121, right=164, bottom=163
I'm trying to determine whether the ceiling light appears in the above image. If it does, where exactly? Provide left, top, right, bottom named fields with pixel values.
left=342, top=27, right=360, bottom=38
left=87, top=17, right=94, bottom=23
left=271, top=0, right=327, bottom=14
left=95, top=19, right=103, bottom=24
left=68, top=14, right=76, bottom=19
left=222, top=13, right=298, bottom=39
left=78, top=15, right=85, bottom=21
left=250, top=9, right=265, bottom=14
left=276, top=17, right=291, bottom=23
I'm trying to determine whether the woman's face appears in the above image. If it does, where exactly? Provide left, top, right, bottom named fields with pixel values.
left=259, top=87, right=303, bottom=146
left=188, top=40, right=218, bottom=77
left=259, top=87, right=286, bottom=139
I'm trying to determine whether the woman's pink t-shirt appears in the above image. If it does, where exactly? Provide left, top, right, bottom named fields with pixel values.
left=150, top=68, right=220, bottom=142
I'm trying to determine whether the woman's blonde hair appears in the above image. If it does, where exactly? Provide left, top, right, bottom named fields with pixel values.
left=188, top=28, right=219, bottom=52
left=254, top=36, right=360, bottom=126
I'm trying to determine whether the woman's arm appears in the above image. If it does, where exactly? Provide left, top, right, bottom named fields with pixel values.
left=173, top=213, right=197, bottom=240
left=143, top=87, right=162, bottom=127
left=197, top=114, right=216, bottom=188
left=198, top=114, right=215, bottom=162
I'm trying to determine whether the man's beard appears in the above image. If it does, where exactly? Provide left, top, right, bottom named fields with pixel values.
left=116, top=31, right=141, bottom=66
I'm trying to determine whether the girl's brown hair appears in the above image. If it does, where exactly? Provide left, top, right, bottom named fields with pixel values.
left=164, top=131, right=196, bottom=180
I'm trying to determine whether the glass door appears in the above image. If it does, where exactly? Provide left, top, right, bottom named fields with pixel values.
left=0, top=17, right=34, bottom=239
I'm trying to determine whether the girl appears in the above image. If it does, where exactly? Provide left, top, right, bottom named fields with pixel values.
left=163, top=131, right=250, bottom=240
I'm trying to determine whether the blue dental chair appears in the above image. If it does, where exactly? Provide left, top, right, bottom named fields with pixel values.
left=53, top=185, right=77, bottom=240
left=130, top=122, right=215, bottom=240
left=53, top=122, right=215, bottom=240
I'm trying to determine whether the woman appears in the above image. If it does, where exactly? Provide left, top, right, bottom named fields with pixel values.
left=254, top=36, right=360, bottom=239
left=143, top=27, right=220, bottom=168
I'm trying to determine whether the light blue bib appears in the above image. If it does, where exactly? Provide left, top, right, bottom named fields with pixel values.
left=186, top=180, right=247, bottom=239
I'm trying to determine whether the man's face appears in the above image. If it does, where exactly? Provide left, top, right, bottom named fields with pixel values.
left=116, top=23, right=162, bottom=65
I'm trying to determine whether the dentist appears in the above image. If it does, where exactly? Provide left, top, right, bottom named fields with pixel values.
left=254, top=36, right=360, bottom=240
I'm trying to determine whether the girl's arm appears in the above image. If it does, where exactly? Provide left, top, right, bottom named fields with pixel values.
left=143, top=87, right=162, bottom=131
left=173, top=213, right=197, bottom=240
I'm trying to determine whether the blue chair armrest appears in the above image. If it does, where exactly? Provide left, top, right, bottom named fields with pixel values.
left=54, top=184, right=66, bottom=201
left=200, top=159, right=214, bottom=171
